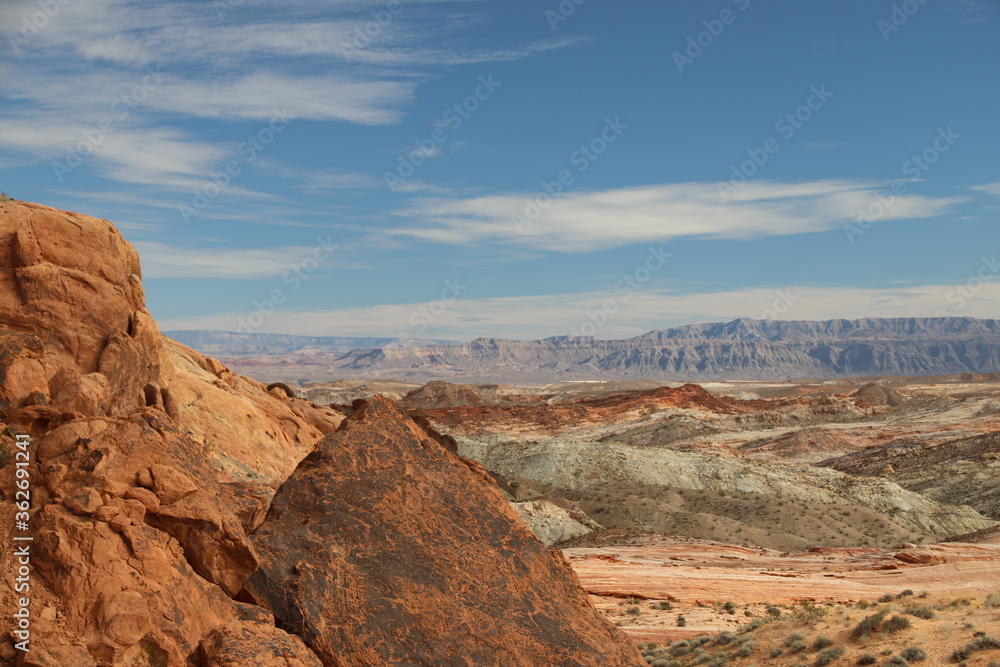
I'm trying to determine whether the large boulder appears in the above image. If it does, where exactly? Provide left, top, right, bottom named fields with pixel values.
left=242, top=396, right=645, bottom=667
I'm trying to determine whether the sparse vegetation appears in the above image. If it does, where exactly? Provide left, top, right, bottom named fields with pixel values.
left=785, top=632, right=806, bottom=647
left=951, top=635, right=1000, bottom=661
left=856, top=653, right=877, bottom=665
left=899, top=646, right=926, bottom=662
left=813, top=634, right=834, bottom=650
left=788, top=640, right=807, bottom=653
left=883, top=615, right=911, bottom=633
left=852, top=610, right=889, bottom=639
left=904, top=604, right=935, bottom=620
left=715, top=631, right=736, bottom=646
left=814, top=647, right=844, bottom=666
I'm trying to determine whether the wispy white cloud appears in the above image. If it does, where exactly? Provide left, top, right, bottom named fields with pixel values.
left=155, top=282, right=1000, bottom=340
left=971, top=182, right=1000, bottom=196
left=390, top=180, right=965, bottom=252
left=0, top=0, right=576, bottom=186
left=134, top=241, right=337, bottom=279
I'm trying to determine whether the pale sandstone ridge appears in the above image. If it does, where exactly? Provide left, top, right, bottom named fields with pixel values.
left=0, top=199, right=644, bottom=665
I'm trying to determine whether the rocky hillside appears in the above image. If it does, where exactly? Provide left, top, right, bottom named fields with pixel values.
left=329, top=317, right=1000, bottom=382
left=0, top=200, right=644, bottom=666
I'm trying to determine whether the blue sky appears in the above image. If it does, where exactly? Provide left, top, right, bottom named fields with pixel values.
left=1, top=0, right=998, bottom=341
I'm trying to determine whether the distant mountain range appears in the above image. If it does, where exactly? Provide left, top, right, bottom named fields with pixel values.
left=171, top=318, right=1000, bottom=382
left=165, top=330, right=456, bottom=356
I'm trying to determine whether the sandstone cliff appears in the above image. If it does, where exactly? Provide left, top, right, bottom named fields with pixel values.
left=0, top=200, right=644, bottom=666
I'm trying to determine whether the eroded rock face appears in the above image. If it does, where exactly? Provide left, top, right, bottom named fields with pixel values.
left=511, top=499, right=598, bottom=547
left=242, top=396, right=645, bottom=667
left=1, top=199, right=645, bottom=665
left=0, top=201, right=340, bottom=665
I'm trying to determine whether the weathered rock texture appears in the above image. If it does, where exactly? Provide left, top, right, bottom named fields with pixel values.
left=0, top=199, right=644, bottom=665
left=242, top=396, right=644, bottom=667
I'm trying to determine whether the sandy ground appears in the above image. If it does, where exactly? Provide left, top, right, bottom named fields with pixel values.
left=565, top=539, right=1000, bottom=644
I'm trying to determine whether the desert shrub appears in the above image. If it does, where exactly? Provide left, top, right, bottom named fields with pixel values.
left=813, top=635, right=834, bottom=650
left=724, top=601, right=737, bottom=614
left=658, top=600, right=673, bottom=610
left=904, top=604, right=935, bottom=620
left=626, top=606, right=641, bottom=616
left=952, top=635, right=1000, bottom=661
left=770, top=646, right=784, bottom=658
left=878, top=593, right=896, bottom=603
left=883, top=615, right=911, bottom=633
left=676, top=614, right=687, bottom=627
left=884, top=656, right=908, bottom=667
left=734, top=641, right=754, bottom=658
left=788, top=640, right=807, bottom=654
left=856, top=599, right=871, bottom=610
left=785, top=632, right=805, bottom=647
left=851, top=610, right=888, bottom=639
left=716, top=631, right=736, bottom=646
left=855, top=653, right=877, bottom=665
left=897, top=589, right=914, bottom=598
left=814, top=647, right=843, bottom=666
left=692, top=635, right=713, bottom=648
left=740, top=617, right=769, bottom=633
left=899, top=646, right=926, bottom=662
left=765, top=603, right=782, bottom=617
left=708, top=650, right=728, bottom=666
left=669, top=640, right=691, bottom=656
left=985, top=592, right=1000, bottom=608
left=651, top=660, right=675, bottom=667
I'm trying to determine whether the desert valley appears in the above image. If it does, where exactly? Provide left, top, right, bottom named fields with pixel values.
left=1, top=200, right=997, bottom=666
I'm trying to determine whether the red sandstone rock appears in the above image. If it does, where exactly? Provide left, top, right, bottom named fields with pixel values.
left=243, top=396, right=645, bottom=667
left=0, top=199, right=646, bottom=665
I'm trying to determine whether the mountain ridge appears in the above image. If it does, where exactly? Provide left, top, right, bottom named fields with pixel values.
left=321, top=316, right=1000, bottom=382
